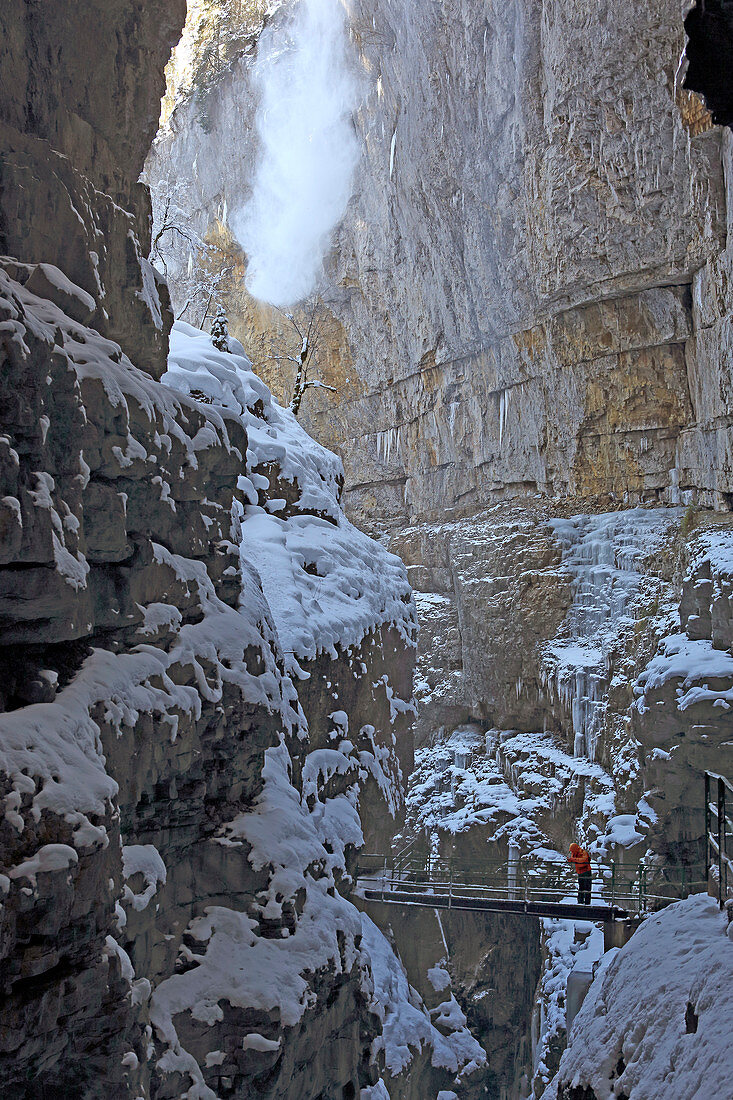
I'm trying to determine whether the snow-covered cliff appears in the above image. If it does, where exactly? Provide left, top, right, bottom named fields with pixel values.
left=3, top=0, right=733, bottom=1098
left=0, top=264, right=421, bottom=1096
left=542, top=894, right=733, bottom=1100
left=143, top=0, right=733, bottom=1096
left=0, top=3, right=469, bottom=1095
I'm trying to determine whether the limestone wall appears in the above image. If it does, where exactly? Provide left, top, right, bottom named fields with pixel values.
left=147, top=0, right=733, bottom=530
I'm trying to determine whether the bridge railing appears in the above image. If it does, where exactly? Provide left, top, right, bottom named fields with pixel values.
left=356, top=851, right=706, bottom=917
left=705, top=771, right=733, bottom=909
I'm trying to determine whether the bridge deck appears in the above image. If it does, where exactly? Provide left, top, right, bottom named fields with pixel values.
left=362, top=886, right=628, bottom=921
left=357, top=848, right=707, bottom=922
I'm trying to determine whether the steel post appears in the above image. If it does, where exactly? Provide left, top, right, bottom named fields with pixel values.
left=718, top=778, right=725, bottom=908
left=705, top=772, right=711, bottom=886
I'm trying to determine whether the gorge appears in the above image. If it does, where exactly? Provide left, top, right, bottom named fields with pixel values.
left=1, top=1, right=733, bottom=1098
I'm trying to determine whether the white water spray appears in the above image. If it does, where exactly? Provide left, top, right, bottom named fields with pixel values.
left=232, top=0, right=361, bottom=308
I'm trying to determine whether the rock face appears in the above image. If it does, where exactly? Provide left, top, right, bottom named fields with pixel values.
left=396, top=506, right=733, bottom=1093
left=0, top=0, right=185, bottom=380
left=0, top=268, right=418, bottom=1100
left=633, top=524, right=733, bottom=863
left=360, top=899, right=541, bottom=1099
left=147, top=0, right=732, bottom=528
left=0, top=4, right=422, bottom=1099
left=328, top=0, right=729, bottom=527
left=401, top=503, right=733, bottom=856
left=392, top=511, right=573, bottom=741
left=145, top=0, right=733, bottom=1095
left=6, top=0, right=733, bottom=1097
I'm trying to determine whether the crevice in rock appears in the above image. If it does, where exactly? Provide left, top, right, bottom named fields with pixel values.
left=684, top=0, right=733, bottom=127
left=685, top=1000, right=699, bottom=1033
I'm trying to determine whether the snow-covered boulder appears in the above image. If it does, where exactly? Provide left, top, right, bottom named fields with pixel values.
left=543, top=895, right=733, bottom=1100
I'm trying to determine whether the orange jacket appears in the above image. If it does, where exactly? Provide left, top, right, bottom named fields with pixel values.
left=568, top=845, right=591, bottom=875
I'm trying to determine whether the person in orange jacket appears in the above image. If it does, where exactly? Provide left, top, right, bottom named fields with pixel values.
left=568, top=842, right=592, bottom=904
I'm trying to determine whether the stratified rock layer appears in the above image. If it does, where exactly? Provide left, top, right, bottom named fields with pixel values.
left=148, top=0, right=733, bottom=528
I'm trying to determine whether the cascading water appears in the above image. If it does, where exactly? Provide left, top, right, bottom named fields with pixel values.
left=542, top=508, right=679, bottom=761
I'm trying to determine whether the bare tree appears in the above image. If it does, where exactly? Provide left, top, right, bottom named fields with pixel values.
left=149, top=179, right=235, bottom=328
left=150, top=181, right=202, bottom=281
left=178, top=251, right=234, bottom=330
left=268, top=299, right=337, bottom=417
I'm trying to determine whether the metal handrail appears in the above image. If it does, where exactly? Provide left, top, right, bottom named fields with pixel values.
left=356, top=856, right=706, bottom=918
left=360, top=855, right=701, bottom=879
left=705, top=771, right=732, bottom=908
left=360, top=778, right=728, bottom=915
left=706, top=771, right=733, bottom=796
left=358, top=875, right=702, bottom=906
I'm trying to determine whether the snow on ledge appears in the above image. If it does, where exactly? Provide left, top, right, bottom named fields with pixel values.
left=360, top=912, right=486, bottom=1080
left=635, top=633, right=733, bottom=713
left=165, top=322, right=417, bottom=669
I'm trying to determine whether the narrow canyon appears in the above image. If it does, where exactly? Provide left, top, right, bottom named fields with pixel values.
left=0, top=2, right=732, bottom=1099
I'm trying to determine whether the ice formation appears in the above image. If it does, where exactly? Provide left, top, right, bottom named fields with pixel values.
left=543, top=508, right=680, bottom=761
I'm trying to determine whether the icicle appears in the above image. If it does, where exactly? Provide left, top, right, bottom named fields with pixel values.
left=544, top=508, right=679, bottom=761
left=498, top=386, right=512, bottom=447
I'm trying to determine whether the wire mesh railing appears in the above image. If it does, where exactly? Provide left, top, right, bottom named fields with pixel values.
left=356, top=850, right=707, bottom=918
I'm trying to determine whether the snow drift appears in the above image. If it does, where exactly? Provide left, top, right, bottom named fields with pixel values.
left=543, top=894, right=733, bottom=1100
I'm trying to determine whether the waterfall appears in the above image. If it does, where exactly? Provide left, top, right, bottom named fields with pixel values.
left=231, top=0, right=362, bottom=307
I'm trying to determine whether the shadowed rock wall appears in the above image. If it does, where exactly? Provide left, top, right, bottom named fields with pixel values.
left=0, top=3, right=419, bottom=1098
left=684, top=0, right=733, bottom=127
left=0, top=0, right=186, bottom=378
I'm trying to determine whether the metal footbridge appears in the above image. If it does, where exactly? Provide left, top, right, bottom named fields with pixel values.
left=358, top=771, right=732, bottom=924
left=358, top=774, right=730, bottom=928
left=356, top=849, right=706, bottom=924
